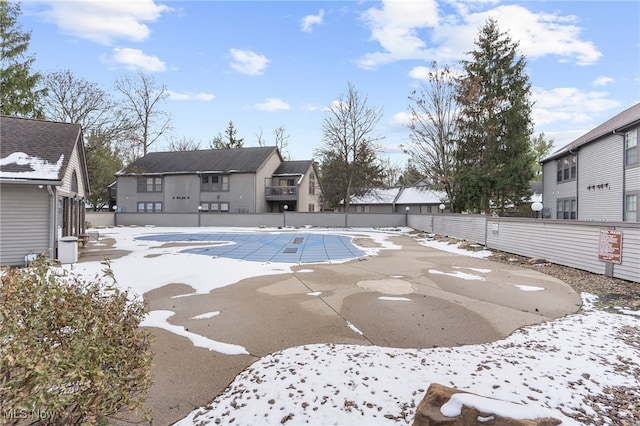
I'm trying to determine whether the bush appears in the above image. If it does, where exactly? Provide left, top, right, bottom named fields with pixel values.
left=0, top=259, right=153, bottom=425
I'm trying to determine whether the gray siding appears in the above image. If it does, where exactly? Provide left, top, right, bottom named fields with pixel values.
left=164, top=175, right=200, bottom=212
left=626, top=166, right=640, bottom=192
left=433, top=214, right=487, bottom=243
left=542, top=160, right=577, bottom=219
left=0, top=185, right=51, bottom=266
left=255, top=151, right=282, bottom=213
left=578, top=134, right=624, bottom=221
left=60, top=145, right=88, bottom=197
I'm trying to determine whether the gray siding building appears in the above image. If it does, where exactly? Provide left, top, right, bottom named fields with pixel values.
left=115, top=147, right=323, bottom=216
left=541, top=103, right=640, bottom=221
left=0, top=116, right=91, bottom=266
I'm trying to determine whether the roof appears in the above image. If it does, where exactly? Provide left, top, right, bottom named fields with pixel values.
left=273, top=160, right=314, bottom=176
left=351, top=187, right=402, bottom=204
left=118, top=146, right=280, bottom=175
left=395, top=186, right=447, bottom=204
left=0, top=115, right=83, bottom=182
left=543, top=103, right=640, bottom=162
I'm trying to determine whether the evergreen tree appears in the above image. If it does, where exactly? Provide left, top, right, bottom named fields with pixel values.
left=85, top=130, right=123, bottom=210
left=0, top=0, right=45, bottom=117
left=455, top=18, right=535, bottom=214
left=210, top=121, right=244, bottom=149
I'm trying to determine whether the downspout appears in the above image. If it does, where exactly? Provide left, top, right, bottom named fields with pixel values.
left=47, top=185, right=56, bottom=261
left=612, top=130, right=626, bottom=220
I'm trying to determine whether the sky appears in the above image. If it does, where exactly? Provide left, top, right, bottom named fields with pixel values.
left=62, top=226, right=640, bottom=425
left=17, top=0, right=640, bottom=166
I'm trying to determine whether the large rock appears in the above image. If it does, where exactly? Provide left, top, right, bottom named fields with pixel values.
left=413, top=383, right=562, bottom=426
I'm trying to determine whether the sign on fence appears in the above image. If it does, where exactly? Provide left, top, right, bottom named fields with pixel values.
left=598, top=229, right=622, bottom=264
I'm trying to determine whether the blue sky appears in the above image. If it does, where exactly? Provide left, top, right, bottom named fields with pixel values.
left=18, top=0, right=640, bottom=166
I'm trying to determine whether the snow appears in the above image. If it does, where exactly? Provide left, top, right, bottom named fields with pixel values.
left=0, top=151, right=64, bottom=179
left=141, top=310, right=249, bottom=355
left=177, top=295, right=639, bottom=425
left=65, top=226, right=639, bottom=425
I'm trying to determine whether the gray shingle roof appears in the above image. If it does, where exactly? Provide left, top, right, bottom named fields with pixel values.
left=543, top=103, right=640, bottom=162
left=273, top=160, right=313, bottom=176
left=118, top=146, right=280, bottom=175
left=0, top=115, right=83, bottom=181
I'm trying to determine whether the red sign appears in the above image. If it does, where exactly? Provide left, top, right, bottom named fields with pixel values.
left=598, top=230, right=622, bottom=264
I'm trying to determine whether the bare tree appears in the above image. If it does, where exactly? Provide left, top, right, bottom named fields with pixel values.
left=403, top=62, right=458, bottom=209
left=274, top=125, right=290, bottom=159
left=42, top=69, right=134, bottom=144
left=255, top=127, right=265, bottom=146
left=114, top=72, right=172, bottom=160
left=168, top=136, right=201, bottom=151
left=314, top=82, right=385, bottom=210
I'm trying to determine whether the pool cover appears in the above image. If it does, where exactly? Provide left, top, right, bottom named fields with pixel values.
left=136, top=232, right=367, bottom=263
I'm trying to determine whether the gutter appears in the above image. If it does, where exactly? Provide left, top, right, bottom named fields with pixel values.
left=47, top=185, right=56, bottom=261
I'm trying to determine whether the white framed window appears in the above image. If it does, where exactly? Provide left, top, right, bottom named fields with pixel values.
left=137, top=201, right=162, bottom=212
left=625, top=129, right=637, bottom=166
left=556, top=154, right=577, bottom=183
left=624, top=193, right=637, bottom=222
left=137, top=176, right=162, bottom=193
left=201, top=175, right=229, bottom=192
left=556, top=198, right=576, bottom=220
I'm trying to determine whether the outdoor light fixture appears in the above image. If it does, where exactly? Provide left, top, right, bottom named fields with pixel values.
left=439, top=203, right=445, bottom=213
left=531, top=201, right=543, bottom=219
left=405, top=206, right=410, bottom=226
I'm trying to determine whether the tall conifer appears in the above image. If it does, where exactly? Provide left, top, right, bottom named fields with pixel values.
left=455, top=18, right=534, bottom=214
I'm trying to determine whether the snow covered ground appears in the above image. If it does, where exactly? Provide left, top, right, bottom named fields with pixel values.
left=68, top=227, right=640, bottom=425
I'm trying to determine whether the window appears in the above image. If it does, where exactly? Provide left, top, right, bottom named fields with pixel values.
left=625, top=129, right=637, bottom=166
left=556, top=154, right=577, bottom=183
left=201, top=175, right=229, bottom=192
left=200, top=201, right=230, bottom=213
left=308, top=203, right=315, bottom=212
left=556, top=198, right=576, bottom=220
left=137, top=201, right=162, bottom=212
left=137, top=177, right=162, bottom=193
left=309, top=172, right=316, bottom=195
left=625, top=194, right=637, bottom=222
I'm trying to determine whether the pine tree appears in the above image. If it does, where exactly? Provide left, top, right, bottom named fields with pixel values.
left=0, top=0, right=46, bottom=117
left=455, top=18, right=534, bottom=214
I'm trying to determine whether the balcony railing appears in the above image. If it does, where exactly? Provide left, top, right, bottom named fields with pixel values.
left=266, top=186, right=297, bottom=200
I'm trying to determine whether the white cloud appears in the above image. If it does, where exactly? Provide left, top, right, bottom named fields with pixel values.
left=104, top=47, right=166, bottom=72
left=408, top=66, right=431, bottom=80
left=301, top=9, right=324, bottom=33
left=255, top=98, right=290, bottom=112
left=358, top=1, right=602, bottom=68
left=168, top=90, right=215, bottom=101
left=358, top=0, right=440, bottom=69
left=390, top=111, right=411, bottom=128
left=229, top=48, right=269, bottom=75
left=40, top=0, right=170, bottom=45
left=532, top=87, right=621, bottom=126
left=593, top=76, right=615, bottom=87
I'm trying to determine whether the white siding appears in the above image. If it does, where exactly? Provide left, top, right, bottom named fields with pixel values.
left=578, top=134, right=624, bottom=221
left=0, top=185, right=51, bottom=266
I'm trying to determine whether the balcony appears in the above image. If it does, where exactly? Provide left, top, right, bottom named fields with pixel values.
left=266, top=186, right=297, bottom=201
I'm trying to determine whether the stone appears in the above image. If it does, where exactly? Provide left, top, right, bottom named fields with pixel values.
left=412, top=383, right=562, bottom=426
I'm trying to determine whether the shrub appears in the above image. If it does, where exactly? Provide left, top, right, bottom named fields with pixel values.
left=0, top=259, right=153, bottom=425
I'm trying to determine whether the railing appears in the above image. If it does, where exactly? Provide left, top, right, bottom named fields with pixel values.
left=265, top=186, right=297, bottom=200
